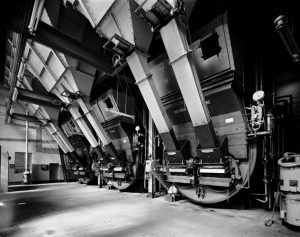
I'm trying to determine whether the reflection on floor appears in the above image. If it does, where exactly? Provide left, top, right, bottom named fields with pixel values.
left=0, top=183, right=299, bottom=237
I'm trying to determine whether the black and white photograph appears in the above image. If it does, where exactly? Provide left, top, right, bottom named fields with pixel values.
left=0, top=0, right=300, bottom=236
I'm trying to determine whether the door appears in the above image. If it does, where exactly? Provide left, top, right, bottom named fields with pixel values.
left=49, top=163, right=59, bottom=181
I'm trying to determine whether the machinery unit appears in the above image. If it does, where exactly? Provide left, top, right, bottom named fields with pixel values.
left=35, top=0, right=289, bottom=207
left=60, top=117, right=94, bottom=183
left=278, top=153, right=300, bottom=226
left=66, top=0, right=265, bottom=204
left=144, top=12, right=252, bottom=203
left=92, top=89, right=145, bottom=190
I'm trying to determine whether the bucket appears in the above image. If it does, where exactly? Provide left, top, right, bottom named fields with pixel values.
left=286, top=194, right=300, bottom=226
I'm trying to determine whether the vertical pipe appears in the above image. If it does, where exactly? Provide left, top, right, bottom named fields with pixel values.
left=259, top=51, right=263, bottom=91
left=147, top=112, right=153, bottom=161
left=255, top=50, right=261, bottom=91
left=25, top=111, right=29, bottom=171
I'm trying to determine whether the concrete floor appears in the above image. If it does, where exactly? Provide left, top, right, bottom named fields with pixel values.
left=0, top=183, right=300, bottom=237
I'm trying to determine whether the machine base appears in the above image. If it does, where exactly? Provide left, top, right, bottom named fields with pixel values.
left=164, top=194, right=182, bottom=202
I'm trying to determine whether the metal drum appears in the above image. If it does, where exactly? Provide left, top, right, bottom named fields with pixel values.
left=278, top=153, right=300, bottom=226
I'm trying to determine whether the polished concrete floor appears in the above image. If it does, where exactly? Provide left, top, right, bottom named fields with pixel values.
left=0, top=183, right=300, bottom=237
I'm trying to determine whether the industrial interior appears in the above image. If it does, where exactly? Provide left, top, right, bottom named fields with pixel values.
left=0, top=0, right=300, bottom=236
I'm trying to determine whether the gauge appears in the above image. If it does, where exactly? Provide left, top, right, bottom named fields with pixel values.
left=252, top=90, right=264, bottom=101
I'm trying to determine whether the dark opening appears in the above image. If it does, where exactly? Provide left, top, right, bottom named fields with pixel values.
left=104, top=97, right=113, bottom=109
left=200, top=32, right=221, bottom=60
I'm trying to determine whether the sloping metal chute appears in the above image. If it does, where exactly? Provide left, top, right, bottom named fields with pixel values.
left=67, top=0, right=258, bottom=203
left=21, top=6, right=118, bottom=164
left=20, top=3, right=146, bottom=189
left=74, top=0, right=184, bottom=160
left=12, top=68, right=79, bottom=164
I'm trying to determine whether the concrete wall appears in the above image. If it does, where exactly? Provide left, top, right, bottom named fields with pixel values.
left=0, top=97, right=64, bottom=184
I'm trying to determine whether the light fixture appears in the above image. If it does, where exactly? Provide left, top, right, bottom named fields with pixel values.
left=274, top=15, right=300, bottom=63
left=61, top=90, right=82, bottom=100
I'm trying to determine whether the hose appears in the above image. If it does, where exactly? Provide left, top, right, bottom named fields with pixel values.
left=265, top=181, right=281, bottom=227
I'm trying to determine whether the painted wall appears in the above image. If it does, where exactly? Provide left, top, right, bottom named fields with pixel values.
left=0, top=97, right=63, bottom=184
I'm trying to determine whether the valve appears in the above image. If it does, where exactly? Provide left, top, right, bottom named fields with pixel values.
left=246, top=90, right=265, bottom=132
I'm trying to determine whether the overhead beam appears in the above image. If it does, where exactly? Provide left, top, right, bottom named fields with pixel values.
left=0, top=85, right=64, bottom=108
left=10, top=112, right=43, bottom=124
left=28, top=21, right=114, bottom=75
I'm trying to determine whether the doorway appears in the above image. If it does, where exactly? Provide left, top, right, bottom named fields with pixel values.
left=49, top=163, right=59, bottom=181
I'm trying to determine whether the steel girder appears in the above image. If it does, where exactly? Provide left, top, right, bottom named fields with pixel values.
left=10, top=112, right=42, bottom=124
left=27, top=21, right=114, bottom=75
left=0, top=85, right=64, bottom=108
